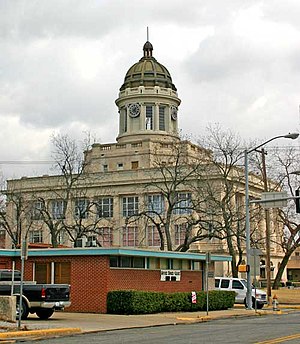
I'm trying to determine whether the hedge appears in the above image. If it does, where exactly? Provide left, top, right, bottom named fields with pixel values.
left=107, top=290, right=235, bottom=315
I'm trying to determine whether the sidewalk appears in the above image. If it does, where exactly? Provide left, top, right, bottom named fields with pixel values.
left=0, top=304, right=298, bottom=341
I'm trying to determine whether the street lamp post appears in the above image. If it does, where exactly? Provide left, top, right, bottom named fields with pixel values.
left=245, top=132, right=299, bottom=310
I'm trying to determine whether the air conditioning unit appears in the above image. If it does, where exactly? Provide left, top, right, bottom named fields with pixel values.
left=75, top=237, right=87, bottom=248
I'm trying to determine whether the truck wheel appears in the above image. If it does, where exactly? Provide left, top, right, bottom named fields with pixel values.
left=244, top=297, right=256, bottom=309
left=36, top=309, right=54, bottom=320
left=256, top=303, right=264, bottom=309
left=16, top=298, right=29, bottom=320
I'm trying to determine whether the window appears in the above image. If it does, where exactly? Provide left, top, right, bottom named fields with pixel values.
left=232, top=280, right=244, bottom=289
left=124, top=110, right=127, bottom=132
left=122, top=196, right=139, bottom=217
left=147, top=226, right=163, bottom=247
left=74, top=199, right=89, bottom=219
left=31, top=200, right=43, bottom=220
left=220, top=279, right=230, bottom=288
left=103, top=164, right=108, bottom=172
left=131, top=161, right=139, bottom=169
left=35, top=262, right=71, bottom=284
left=109, top=256, right=145, bottom=268
left=173, top=193, right=192, bottom=215
left=57, top=230, right=67, bottom=245
left=174, top=223, right=187, bottom=245
left=98, top=227, right=113, bottom=247
left=29, top=230, right=43, bottom=244
left=86, top=235, right=97, bottom=247
left=122, top=226, right=138, bottom=246
left=145, top=105, right=153, bottom=130
left=51, top=200, right=66, bottom=219
left=159, top=106, right=165, bottom=130
left=147, top=194, right=164, bottom=214
left=215, top=278, right=220, bottom=288
left=117, top=163, right=124, bottom=170
left=97, top=197, right=113, bottom=218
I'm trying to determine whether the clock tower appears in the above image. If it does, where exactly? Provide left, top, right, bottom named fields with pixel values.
left=115, top=41, right=181, bottom=144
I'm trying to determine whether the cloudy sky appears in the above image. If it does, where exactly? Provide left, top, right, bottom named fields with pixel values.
left=1, top=0, right=300, bottom=179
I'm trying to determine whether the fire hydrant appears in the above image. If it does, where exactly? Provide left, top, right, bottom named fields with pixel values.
left=272, top=294, right=279, bottom=311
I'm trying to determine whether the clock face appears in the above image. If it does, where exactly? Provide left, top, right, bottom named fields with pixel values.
left=171, top=107, right=178, bottom=120
left=128, top=103, right=140, bottom=118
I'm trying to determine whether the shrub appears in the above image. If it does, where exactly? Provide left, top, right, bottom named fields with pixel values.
left=107, top=290, right=235, bottom=314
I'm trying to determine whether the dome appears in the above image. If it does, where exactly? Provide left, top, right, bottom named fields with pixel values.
left=120, top=41, right=177, bottom=91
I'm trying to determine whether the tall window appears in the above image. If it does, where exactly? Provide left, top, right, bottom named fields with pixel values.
left=97, top=197, right=113, bottom=218
left=124, top=109, right=127, bottom=132
left=57, top=230, right=67, bottom=245
left=74, top=199, right=89, bottom=219
left=174, top=223, right=187, bottom=245
left=51, top=200, right=66, bottom=219
left=29, top=230, right=43, bottom=244
left=31, top=200, right=43, bottom=220
left=98, top=227, right=113, bottom=247
left=122, top=196, right=139, bottom=217
left=159, top=106, right=165, bottom=131
left=147, top=194, right=164, bottom=214
left=122, top=226, right=138, bottom=246
left=173, top=193, right=192, bottom=215
left=147, top=226, right=163, bottom=247
left=145, top=105, right=153, bottom=130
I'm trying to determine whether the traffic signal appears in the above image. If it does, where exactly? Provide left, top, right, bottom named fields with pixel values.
left=296, top=189, right=300, bottom=214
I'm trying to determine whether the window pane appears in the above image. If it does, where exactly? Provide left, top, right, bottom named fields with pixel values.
left=220, top=279, right=230, bottom=288
left=54, top=262, right=71, bottom=284
left=97, top=198, right=113, bottom=218
left=35, top=263, right=51, bottom=284
left=159, top=106, right=165, bottom=131
left=146, top=105, right=153, bottom=130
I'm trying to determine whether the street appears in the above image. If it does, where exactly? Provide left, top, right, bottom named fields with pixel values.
left=22, top=311, right=300, bottom=344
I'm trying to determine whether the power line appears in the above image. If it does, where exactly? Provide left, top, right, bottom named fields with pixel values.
left=0, top=161, right=54, bottom=165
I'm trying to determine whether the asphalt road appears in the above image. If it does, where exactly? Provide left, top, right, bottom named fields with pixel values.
left=22, top=311, right=300, bottom=344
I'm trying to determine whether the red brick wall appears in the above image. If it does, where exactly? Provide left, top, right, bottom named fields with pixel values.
left=14, top=256, right=110, bottom=313
left=109, top=269, right=202, bottom=293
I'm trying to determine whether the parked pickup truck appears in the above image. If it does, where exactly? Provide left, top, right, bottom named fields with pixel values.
left=0, top=269, right=71, bottom=319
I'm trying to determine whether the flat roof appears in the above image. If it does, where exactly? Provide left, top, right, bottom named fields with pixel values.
left=0, top=247, right=232, bottom=262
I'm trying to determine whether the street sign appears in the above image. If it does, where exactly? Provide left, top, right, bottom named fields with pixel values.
left=261, top=192, right=288, bottom=208
left=249, top=248, right=262, bottom=256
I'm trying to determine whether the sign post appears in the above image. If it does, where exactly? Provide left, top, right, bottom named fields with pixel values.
left=206, top=252, right=211, bottom=315
left=18, top=239, right=28, bottom=330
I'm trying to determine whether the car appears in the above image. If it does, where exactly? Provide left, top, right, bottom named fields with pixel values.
left=215, top=276, right=267, bottom=309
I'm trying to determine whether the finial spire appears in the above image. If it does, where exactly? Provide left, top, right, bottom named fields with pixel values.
left=143, top=28, right=153, bottom=58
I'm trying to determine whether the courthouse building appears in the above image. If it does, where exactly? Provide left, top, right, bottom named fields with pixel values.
left=3, top=40, right=285, bottom=280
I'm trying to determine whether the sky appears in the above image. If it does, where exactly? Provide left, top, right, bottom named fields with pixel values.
left=1, top=0, right=300, bottom=179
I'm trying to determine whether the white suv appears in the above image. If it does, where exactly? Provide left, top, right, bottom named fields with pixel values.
left=215, top=277, right=267, bottom=309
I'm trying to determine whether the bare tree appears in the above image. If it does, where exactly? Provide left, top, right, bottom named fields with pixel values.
left=0, top=182, right=35, bottom=248
left=191, top=124, right=265, bottom=277
left=35, top=133, right=94, bottom=247
left=263, top=146, right=300, bottom=289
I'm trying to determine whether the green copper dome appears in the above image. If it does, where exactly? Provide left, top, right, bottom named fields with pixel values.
left=120, top=41, right=177, bottom=91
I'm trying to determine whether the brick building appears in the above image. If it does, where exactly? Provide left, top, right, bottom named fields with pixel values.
left=0, top=248, right=231, bottom=313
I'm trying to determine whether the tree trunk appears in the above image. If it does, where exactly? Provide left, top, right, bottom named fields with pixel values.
left=273, top=252, right=292, bottom=289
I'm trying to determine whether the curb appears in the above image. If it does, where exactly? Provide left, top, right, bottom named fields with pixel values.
left=0, top=327, right=81, bottom=339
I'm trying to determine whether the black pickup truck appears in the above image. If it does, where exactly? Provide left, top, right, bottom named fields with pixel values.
left=0, top=269, right=71, bottom=319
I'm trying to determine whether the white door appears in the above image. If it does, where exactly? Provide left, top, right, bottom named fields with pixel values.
left=232, top=279, right=246, bottom=303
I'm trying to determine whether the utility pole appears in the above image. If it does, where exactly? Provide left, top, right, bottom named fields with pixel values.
left=260, top=148, right=272, bottom=305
